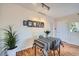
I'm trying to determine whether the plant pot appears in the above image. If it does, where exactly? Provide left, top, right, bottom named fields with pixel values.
left=7, top=46, right=17, bottom=56
left=8, top=46, right=17, bottom=50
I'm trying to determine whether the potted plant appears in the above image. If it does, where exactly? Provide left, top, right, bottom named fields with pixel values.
left=3, top=26, right=17, bottom=55
left=44, top=30, right=50, bottom=38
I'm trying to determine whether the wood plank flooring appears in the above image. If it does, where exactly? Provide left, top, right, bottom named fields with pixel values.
left=16, top=42, right=79, bottom=56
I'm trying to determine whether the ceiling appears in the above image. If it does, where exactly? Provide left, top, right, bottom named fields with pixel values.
left=18, top=3, right=79, bottom=18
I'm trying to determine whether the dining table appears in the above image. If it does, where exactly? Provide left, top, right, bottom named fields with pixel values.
left=33, top=37, right=62, bottom=56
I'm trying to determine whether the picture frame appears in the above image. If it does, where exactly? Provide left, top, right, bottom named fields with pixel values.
left=23, top=20, right=44, bottom=28
left=27, top=20, right=33, bottom=27
left=33, top=21, right=37, bottom=27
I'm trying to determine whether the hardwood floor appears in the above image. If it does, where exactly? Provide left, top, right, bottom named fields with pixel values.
left=16, top=42, right=79, bottom=56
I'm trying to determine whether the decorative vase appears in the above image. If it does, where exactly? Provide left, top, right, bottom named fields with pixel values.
left=44, top=30, right=50, bottom=38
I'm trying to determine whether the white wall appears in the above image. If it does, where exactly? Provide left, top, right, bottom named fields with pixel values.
left=48, top=18, right=56, bottom=37
left=55, top=14, right=79, bottom=46
left=0, top=4, right=52, bottom=55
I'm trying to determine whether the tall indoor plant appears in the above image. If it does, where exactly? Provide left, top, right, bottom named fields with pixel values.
left=3, top=26, right=17, bottom=50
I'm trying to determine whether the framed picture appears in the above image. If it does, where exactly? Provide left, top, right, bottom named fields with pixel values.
left=33, top=21, right=37, bottom=27
left=27, top=20, right=33, bottom=27
left=41, top=22, right=44, bottom=28
left=23, top=20, right=27, bottom=26
left=36, top=22, right=39, bottom=27
left=23, top=20, right=44, bottom=28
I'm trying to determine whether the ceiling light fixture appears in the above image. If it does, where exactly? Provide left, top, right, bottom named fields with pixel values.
left=41, top=3, right=50, bottom=10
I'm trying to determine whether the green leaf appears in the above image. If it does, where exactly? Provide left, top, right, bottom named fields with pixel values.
left=3, top=25, right=17, bottom=50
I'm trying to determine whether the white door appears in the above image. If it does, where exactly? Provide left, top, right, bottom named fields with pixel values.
left=55, top=21, right=67, bottom=41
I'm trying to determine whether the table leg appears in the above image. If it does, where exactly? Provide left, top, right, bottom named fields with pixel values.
left=34, top=44, right=36, bottom=56
left=42, top=49, right=48, bottom=56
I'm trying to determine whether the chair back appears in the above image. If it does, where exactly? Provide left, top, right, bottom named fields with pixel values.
left=51, top=38, right=61, bottom=50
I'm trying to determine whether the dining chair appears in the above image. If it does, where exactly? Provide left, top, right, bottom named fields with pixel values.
left=50, top=39, right=64, bottom=56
